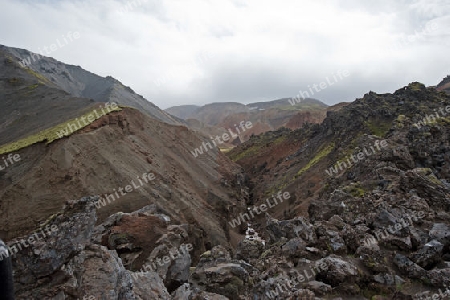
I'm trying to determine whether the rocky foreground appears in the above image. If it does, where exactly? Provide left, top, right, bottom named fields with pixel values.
left=9, top=170, right=450, bottom=300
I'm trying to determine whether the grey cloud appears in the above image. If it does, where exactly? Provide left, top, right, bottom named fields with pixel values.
left=0, top=0, right=448, bottom=109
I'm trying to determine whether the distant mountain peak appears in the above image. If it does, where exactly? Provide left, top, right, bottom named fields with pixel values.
left=437, top=75, right=450, bottom=93
left=0, top=44, right=180, bottom=125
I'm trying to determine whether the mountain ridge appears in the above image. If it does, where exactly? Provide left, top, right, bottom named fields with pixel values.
left=166, top=98, right=330, bottom=147
left=1, top=44, right=180, bottom=126
left=166, top=98, right=328, bottom=122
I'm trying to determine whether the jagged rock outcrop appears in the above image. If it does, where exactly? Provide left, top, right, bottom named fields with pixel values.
left=226, top=81, right=450, bottom=299
left=129, top=271, right=171, bottom=300
left=11, top=196, right=138, bottom=299
left=190, top=246, right=251, bottom=299
left=235, top=239, right=264, bottom=262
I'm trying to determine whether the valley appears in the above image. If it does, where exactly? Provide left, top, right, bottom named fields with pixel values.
left=1, top=45, right=450, bottom=300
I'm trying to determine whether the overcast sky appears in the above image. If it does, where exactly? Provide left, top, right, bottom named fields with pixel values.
left=0, top=0, right=449, bottom=109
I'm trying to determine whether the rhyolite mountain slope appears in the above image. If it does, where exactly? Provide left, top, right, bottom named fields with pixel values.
left=0, top=47, right=99, bottom=146
left=0, top=44, right=180, bottom=134
left=167, top=98, right=329, bottom=147
left=0, top=106, right=249, bottom=247
left=165, top=104, right=201, bottom=120
left=167, top=98, right=328, bottom=128
left=1, top=101, right=253, bottom=299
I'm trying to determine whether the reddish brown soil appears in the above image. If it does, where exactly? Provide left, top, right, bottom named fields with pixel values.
left=105, top=214, right=166, bottom=269
left=230, top=132, right=334, bottom=227
left=0, top=108, right=247, bottom=254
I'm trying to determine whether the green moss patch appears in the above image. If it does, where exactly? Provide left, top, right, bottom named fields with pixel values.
left=219, top=147, right=234, bottom=153
left=24, top=68, right=52, bottom=85
left=0, top=105, right=122, bottom=155
left=409, top=82, right=425, bottom=91
left=229, top=143, right=261, bottom=162
left=365, top=120, right=391, bottom=137
left=415, top=168, right=443, bottom=185
left=229, top=134, right=285, bottom=162
left=28, top=83, right=39, bottom=90
left=343, top=183, right=366, bottom=198
left=296, top=142, right=335, bottom=177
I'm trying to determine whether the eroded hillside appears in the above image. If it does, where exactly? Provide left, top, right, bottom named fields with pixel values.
left=0, top=107, right=249, bottom=252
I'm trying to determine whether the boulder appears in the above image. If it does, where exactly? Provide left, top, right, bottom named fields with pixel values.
left=191, top=246, right=249, bottom=299
left=409, top=240, right=444, bottom=269
left=393, top=254, right=427, bottom=279
left=128, top=270, right=171, bottom=300
left=316, top=255, right=358, bottom=286
left=427, top=268, right=450, bottom=287
left=236, top=238, right=265, bottom=261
